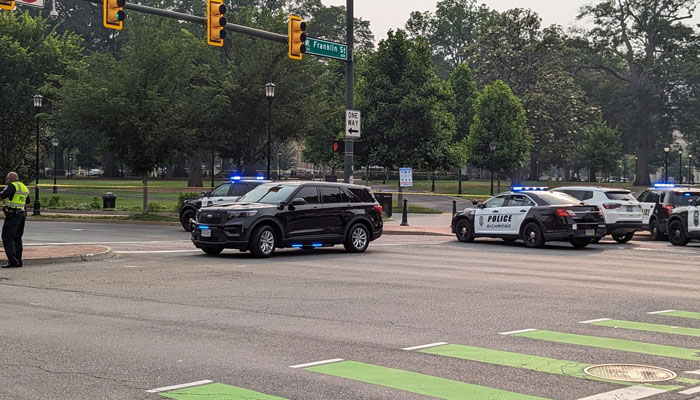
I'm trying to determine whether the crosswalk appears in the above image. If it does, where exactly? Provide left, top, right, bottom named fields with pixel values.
left=150, top=309, right=700, bottom=399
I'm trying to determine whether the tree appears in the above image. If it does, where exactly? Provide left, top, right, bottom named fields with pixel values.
left=355, top=30, right=455, bottom=180
left=467, top=80, right=530, bottom=180
left=578, top=0, right=699, bottom=186
left=292, top=0, right=375, bottom=51
left=448, top=63, right=478, bottom=187
left=579, top=117, right=622, bottom=181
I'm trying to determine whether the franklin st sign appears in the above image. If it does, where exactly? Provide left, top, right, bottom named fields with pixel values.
left=305, top=37, right=348, bottom=61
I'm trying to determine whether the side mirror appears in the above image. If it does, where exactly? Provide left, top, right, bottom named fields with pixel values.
left=472, top=200, right=479, bottom=206
left=201, top=191, right=209, bottom=197
left=290, top=198, right=306, bottom=206
left=477, top=204, right=486, bottom=209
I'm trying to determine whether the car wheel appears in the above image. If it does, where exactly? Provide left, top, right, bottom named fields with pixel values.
left=455, top=219, right=475, bottom=243
left=180, top=208, right=196, bottom=232
left=201, top=246, right=223, bottom=255
left=668, top=220, right=689, bottom=247
left=650, top=219, right=665, bottom=241
left=611, top=232, right=635, bottom=244
left=522, top=222, right=545, bottom=248
left=250, top=225, right=277, bottom=258
left=344, top=223, right=370, bottom=253
left=569, top=238, right=591, bottom=249
left=590, top=237, right=601, bottom=244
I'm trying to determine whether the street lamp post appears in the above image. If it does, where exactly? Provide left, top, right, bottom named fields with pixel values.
left=265, top=82, right=275, bottom=180
left=689, top=154, right=694, bottom=185
left=489, top=141, right=497, bottom=196
left=664, top=146, right=670, bottom=182
left=277, top=150, right=281, bottom=180
left=51, top=137, right=59, bottom=194
left=535, top=160, right=540, bottom=181
left=68, top=156, right=72, bottom=180
left=678, top=149, right=683, bottom=184
left=33, top=94, right=43, bottom=216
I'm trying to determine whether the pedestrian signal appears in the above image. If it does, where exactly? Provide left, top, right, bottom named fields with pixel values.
left=332, top=141, right=345, bottom=154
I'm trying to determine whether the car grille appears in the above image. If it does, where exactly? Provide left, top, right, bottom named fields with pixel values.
left=197, top=211, right=223, bottom=225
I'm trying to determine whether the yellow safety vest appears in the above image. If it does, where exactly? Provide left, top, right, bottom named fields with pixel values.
left=4, top=181, right=29, bottom=209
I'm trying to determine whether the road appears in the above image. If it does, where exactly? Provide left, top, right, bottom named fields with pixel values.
left=1, top=221, right=699, bottom=399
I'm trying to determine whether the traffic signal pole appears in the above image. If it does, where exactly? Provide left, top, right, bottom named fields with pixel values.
left=343, top=0, right=354, bottom=184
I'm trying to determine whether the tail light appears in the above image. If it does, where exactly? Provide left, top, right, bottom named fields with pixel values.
left=603, top=203, right=622, bottom=209
left=374, top=205, right=383, bottom=214
left=556, top=209, right=577, bottom=217
left=664, top=205, right=674, bottom=215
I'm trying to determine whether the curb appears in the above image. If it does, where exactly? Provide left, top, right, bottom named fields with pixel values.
left=4, top=246, right=114, bottom=267
left=29, top=217, right=181, bottom=227
left=383, top=229, right=452, bottom=237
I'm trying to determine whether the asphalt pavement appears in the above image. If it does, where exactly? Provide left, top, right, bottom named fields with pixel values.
left=1, top=221, right=698, bottom=399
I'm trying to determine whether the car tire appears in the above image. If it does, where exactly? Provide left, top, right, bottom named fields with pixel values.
left=668, top=220, right=689, bottom=247
left=611, top=232, right=635, bottom=244
left=650, top=219, right=665, bottom=241
left=180, top=208, right=196, bottom=232
left=344, top=223, right=370, bottom=253
left=250, top=225, right=277, bottom=258
left=201, top=246, right=223, bottom=255
left=569, top=238, right=591, bottom=249
left=522, top=222, right=545, bottom=248
left=590, top=237, right=601, bottom=244
left=455, top=219, right=475, bottom=243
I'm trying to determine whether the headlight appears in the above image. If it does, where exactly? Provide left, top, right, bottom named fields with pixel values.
left=227, top=210, right=258, bottom=219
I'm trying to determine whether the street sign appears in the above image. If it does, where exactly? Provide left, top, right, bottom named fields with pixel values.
left=346, top=109, right=361, bottom=139
left=17, top=0, right=44, bottom=8
left=305, top=37, right=348, bottom=61
left=399, top=168, right=413, bottom=188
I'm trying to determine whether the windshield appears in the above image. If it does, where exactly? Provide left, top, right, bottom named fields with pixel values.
left=237, top=184, right=298, bottom=204
left=536, top=192, right=580, bottom=205
left=604, top=191, right=635, bottom=201
left=671, top=192, right=700, bottom=206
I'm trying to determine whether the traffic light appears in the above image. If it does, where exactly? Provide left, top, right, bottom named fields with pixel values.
left=288, top=15, right=306, bottom=60
left=103, top=0, right=125, bottom=30
left=332, top=141, right=345, bottom=154
left=207, top=0, right=227, bottom=47
left=0, top=0, right=15, bottom=11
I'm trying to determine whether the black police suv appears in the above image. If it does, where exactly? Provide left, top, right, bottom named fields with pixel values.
left=637, top=184, right=700, bottom=240
left=179, top=178, right=270, bottom=231
left=666, top=197, right=700, bottom=246
left=451, top=188, right=606, bottom=248
left=191, top=182, right=383, bottom=258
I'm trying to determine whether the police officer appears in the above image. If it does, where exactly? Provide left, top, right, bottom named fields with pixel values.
left=1, top=172, right=29, bottom=268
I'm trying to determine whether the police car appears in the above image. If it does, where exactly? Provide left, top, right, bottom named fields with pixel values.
left=666, top=196, right=700, bottom=246
left=451, top=187, right=606, bottom=248
left=636, top=184, right=700, bottom=240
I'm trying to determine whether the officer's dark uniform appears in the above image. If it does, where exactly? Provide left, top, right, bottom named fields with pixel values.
left=1, top=181, right=29, bottom=268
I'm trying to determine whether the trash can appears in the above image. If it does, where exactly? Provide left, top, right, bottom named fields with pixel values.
left=375, top=193, right=392, bottom=217
left=324, top=175, right=338, bottom=182
left=102, top=192, right=116, bottom=209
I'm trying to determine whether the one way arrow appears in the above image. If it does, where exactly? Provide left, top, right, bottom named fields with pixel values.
left=348, top=128, right=359, bottom=135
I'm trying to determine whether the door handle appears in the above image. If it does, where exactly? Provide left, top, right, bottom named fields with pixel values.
left=492, top=210, right=499, bottom=213
left=520, top=210, right=527, bottom=212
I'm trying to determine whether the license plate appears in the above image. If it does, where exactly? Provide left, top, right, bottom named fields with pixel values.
left=201, top=228, right=212, bottom=238
left=586, top=229, right=595, bottom=236
left=626, top=206, right=634, bottom=212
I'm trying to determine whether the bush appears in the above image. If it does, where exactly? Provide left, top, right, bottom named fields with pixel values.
left=47, top=196, right=61, bottom=208
left=147, top=202, right=167, bottom=212
left=89, top=197, right=101, bottom=210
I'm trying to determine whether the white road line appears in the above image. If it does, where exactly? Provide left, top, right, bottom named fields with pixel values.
left=686, top=369, right=700, bottom=375
left=647, top=310, right=676, bottom=314
left=499, top=328, right=537, bottom=336
left=575, top=385, right=667, bottom=400
left=680, top=386, right=700, bottom=395
left=402, top=342, right=448, bottom=351
left=145, top=380, right=213, bottom=393
left=580, top=318, right=612, bottom=324
left=115, top=250, right=200, bottom=254
left=289, top=358, right=344, bottom=369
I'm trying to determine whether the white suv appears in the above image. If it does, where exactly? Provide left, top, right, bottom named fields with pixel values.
left=550, top=186, right=642, bottom=243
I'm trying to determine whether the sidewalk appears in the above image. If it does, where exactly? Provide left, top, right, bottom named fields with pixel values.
left=0, top=244, right=113, bottom=267
left=383, top=213, right=454, bottom=236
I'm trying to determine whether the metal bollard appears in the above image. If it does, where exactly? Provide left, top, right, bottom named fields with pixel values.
left=452, top=199, right=457, bottom=216
left=400, top=198, right=409, bottom=226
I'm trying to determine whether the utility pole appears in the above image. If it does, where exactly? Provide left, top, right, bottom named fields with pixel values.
left=343, top=0, right=354, bottom=184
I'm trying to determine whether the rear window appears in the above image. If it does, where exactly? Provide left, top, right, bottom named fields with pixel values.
left=671, top=192, right=700, bottom=206
left=229, top=183, right=249, bottom=196
left=536, top=192, right=580, bottom=205
left=557, top=190, right=593, bottom=201
left=604, top=191, right=634, bottom=201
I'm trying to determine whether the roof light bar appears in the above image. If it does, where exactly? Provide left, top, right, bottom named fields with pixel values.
left=653, top=183, right=675, bottom=188
left=511, top=186, right=548, bottom=192
left=231, top=175, right=242, bottom=181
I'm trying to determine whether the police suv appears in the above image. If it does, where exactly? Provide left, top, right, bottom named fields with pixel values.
left=451, top=187, right=606, bottom=248
left=666, top=196, right=700, bottom=246
left=636, top=184, right=700, bottom=240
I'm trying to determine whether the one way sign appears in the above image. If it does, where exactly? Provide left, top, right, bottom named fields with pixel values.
left=345, top=109, right=361, bottom=139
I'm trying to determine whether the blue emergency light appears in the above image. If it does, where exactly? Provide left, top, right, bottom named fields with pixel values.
left=312, top=243, right=323, bottom=247
left=291, top=244, right=303, bottom=248
left=511, top=186, right=548, bottom=192
left=198, top=225, right=210, bottom=230
left=256, top=176, right=265, bottom=180
left=653, top=183, right=675, bottom=188
left=231, top=175, right=242, bottom=181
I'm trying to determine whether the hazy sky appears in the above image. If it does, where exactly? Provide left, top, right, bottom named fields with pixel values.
left=322, top=1, right=699, bottom=42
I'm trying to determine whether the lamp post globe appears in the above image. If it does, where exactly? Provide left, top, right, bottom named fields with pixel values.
left=33, top=94, right=43, bottom=216
left=265, top=82, right=276, bottom=180
left=52, top=137, right=59, bottom=194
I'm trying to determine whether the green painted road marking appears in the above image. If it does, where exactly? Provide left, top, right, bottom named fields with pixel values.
left=591, top=319, right=700, bottom=337
left=306, top=360, right=551, bottom=400
left=657, top=311, right=700, bottom=320
left=515, top=330, right=700, bottom=361
left=159, top=383, right=287, bottom=400
left=676, top=377, right=700, bottom=385
left=418, top=344, right=683, bottom=390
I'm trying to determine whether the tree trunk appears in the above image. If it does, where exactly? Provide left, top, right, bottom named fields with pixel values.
left=527, top=155, right=538, bottom=181
left=102, top=152, right=119, bottom=178
left=142, top=174, right=148, bottom=215
left=632, top=93, right=652, bottom=186
left=173, top=154, right=187, bottom=178
left=383, top=167, right=387, bottom=184
left=188, top=153, right=203, bottom=187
